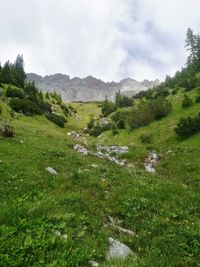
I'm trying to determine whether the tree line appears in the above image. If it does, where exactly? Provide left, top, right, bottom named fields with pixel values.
left=0, top=55, right=26, bottom=88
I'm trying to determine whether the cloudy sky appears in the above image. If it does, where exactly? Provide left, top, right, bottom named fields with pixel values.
left=0, top=0, right=200, bottom=82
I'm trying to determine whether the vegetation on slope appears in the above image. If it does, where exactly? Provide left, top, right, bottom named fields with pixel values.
left=0, top=29, right=200, bottom=266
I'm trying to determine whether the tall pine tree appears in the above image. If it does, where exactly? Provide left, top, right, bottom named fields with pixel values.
left=14, top=54, right=26, bottom=88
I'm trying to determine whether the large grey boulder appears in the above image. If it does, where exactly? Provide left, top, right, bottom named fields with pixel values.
left=107, top=237, right=132, bottom=260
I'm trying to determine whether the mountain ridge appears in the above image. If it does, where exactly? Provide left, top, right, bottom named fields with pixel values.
left=27, top=73, right=159, bottom=102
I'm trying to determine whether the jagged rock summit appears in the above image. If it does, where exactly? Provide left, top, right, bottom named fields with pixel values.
left=27, top=73, right=159, bottom=102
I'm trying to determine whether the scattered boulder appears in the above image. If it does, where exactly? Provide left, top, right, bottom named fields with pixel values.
left=68, top=131, right=87, bottom=144
left=74, top=144, right=128, bottom=166
left=91, top=164, right=98, bottom=168
left=46, top=167, right=58, bottom=175
left=144, top=151, right=159, bottom=173
left=74, top=144, right=88, bottom=155
left=89, top=260, right=99, bottom=267
left=107, top=237, right=133, bottom=260
left=97, top=145, right=129, bottom=155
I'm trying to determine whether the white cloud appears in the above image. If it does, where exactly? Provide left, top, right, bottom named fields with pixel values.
left=0, top=0, right=200, bottom=81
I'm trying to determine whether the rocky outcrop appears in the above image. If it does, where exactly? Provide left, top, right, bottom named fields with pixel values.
left=73, top=144, right=128, bottom=166
left=27, top=73, right=159, bottom=102
left=97, top=145, right=129, bottom=155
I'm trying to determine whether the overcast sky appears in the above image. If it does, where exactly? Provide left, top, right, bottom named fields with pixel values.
left=0, top=0, right=200, bottom=82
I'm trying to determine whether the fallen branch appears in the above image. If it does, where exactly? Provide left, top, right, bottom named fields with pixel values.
left=108, top=216, right=135, bottom=237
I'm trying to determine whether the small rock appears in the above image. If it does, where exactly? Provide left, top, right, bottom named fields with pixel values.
left=145, top=164, right=155, bottom=173
left=54, top=230, right=61, bottom=236
left=46, top=167, right=58, bottom=175
left=74, top=144, right=88, bottom=155
left=89, top=260, right=99, bottom=267
left=62, top=234, right=68, bottom=239
left=107, top=237, right=133, bottom=260
left=91, top=164, right=98, bottom=168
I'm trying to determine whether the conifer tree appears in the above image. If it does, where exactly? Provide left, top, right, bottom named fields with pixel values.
left=14, top=54, right=26, bottom=88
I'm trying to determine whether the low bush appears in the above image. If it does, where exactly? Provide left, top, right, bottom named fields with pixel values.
left=46, top=113, right=66, bottom=128
left=101, top=99, right=117, bottom=117
left=175, top=113, right=200, bottom=138
left=6, top=86, right=25, bottom=99
left=89, top=125, right=103, bottom=137
left=172, top=88, right=179, bottom=95
left=61, top=104, right=70, bottom=116
left=0, top=123, right=14, bottom=138
left=195, top=95, right=200, bottom=103
left=128, top=99, right=172, bottom=130
left=111, top=111, right=127, bottom=129
left=140, top=132, right=153, bottom=144
left=9, top=98, right=41, bottom=115
left=87, top=118, right=95, bottom=129
left=111, top=123, right=119, bottom=135
left=182, top=94, right=193, bottom=108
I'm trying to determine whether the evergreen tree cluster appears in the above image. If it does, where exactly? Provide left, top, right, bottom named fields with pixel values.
left=101, top=92, right=133, bottom=117
left=0, top=55, right=26, bottom=88
left=101, top=97, right=117, bottom=117
left=8, top=81, right=51, bottom=116
left=115, top=91, right=133, bottom=108
left=134, top=28, right=200, bottom=100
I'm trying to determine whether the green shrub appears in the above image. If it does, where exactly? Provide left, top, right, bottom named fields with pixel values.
left=87, top=118, right=95, bottom=129
left=149, top=99, right=172, bottom=120
left=140, top=132, right=153, bottom=144
left=46, top=113, right=66, bottom=127
left=111, top=111, right=127, bottom=129
left=111, top=123, right=119, bottom=135
left=128, top=99, right=172, bottom=129
left=195, top=95, right=200, bottom=103
left=182, top=94, right=193, bottom=108
left=9, top=98, right=41, bottom=115
left=175, top=113, right=200, bottom=138
left=172, top=88, right=179, bottom=95
left=89, top=125, right=103, bottom=137
left=61, top=104, right=70, bottom=116
left=115, top=91, right=133, bottom=107
left=0, top=106, right=2, bottom=114
left=101, top=99, right=117, bottom=117
left=0, top=123, right=14, bottom=138
left=6, top=86, right=25, bottom=99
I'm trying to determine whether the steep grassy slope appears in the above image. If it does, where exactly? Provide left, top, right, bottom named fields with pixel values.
left=0, top=88, right=200, bottom=266
left=91, top=89, right=200, bottom=185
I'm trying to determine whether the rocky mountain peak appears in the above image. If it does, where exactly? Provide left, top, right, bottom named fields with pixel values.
left=27, top=73, right=159, bottom=102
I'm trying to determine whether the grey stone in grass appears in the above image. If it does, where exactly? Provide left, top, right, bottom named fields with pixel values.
left=107, top=237, right=133, bottom=260
left=89, top=260, right=99, bottom=267
left=74, top=144, right=88, bottom=155
left=46, top=167, right=58, bottom=175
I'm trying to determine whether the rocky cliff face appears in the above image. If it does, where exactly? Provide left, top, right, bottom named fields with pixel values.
left=27, top=73, right=159, bottom=102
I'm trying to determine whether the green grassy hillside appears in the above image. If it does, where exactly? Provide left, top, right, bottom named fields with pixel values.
left=0, top=85, right=200, bottom=266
